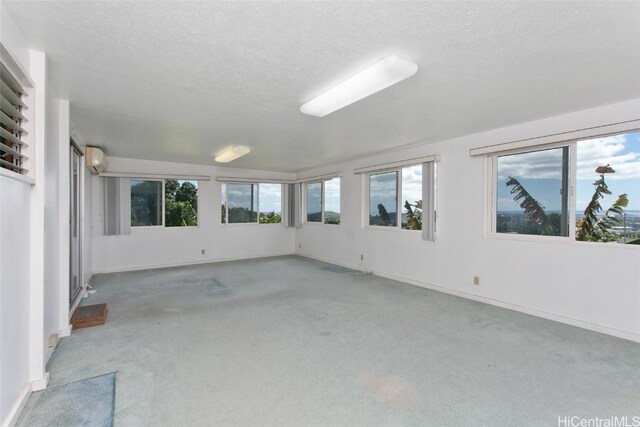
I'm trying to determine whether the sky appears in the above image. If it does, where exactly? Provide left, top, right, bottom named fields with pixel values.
left=497, top=131, right=640, bottom=212
left=258, top=183, right=282, bottom=214
left=307, top=182, right=322, bottom=215
left=368, top=166, right=422, bottom=216
left=223, top=183, right=282, bottom=214
left=324, top=178, right=341, bottom=213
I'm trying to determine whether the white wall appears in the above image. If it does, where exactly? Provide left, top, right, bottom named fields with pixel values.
left=296, top=99, right=640, bottom=343
left=0, top=177, right=31, bottom=427
left=1, top=5, right=77, bottom=425
left=0, top=5, right=35, bottom=426
left=43, top=86, right=61, bottom=365
left=91, top=157, right=296, bottom=273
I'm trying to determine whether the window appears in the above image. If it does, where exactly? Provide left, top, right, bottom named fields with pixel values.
left=324, top=178, right=341, bottom=225
left=304, top=178, right=341, bottom=225
left=575, top=132, right=639, bottom=243
left=259, top=183, right=282, bottom=224
left=368, top=166, right=422, bottom=230
left=0, top=61, right=29, bottom=175
left=496, top=147, right=569, bottom=236
left=131, top=179, right=198, bottom=227
left=131, top=180, right=162, bottom=226
left=165, top=179, right=198, bottom=227
left=306, top=182, right=322, bottom=222
left=221, top=182, right=282, bottom=224
left=490, top=130, right=640, bottom=244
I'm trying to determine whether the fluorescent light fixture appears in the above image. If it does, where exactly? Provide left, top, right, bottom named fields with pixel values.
left=300, top=55, right=418, bottom=117
left=214, top=145, right=251, bottom=163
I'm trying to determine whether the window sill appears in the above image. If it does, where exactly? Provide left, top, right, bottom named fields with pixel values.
left=303, top=221, right=342, bottom=227
left=485, top=232, right=639, bottom=249
left=364, top=225, right=421, bottom=232
left=222, top=222, right=284, bottom=226
left=131, top=225, right=201, bottom=230
left=0, top=168, right=35, bottom=185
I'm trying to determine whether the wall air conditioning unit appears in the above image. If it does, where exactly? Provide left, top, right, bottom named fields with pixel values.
left=85, top=146, right=106, bottom=174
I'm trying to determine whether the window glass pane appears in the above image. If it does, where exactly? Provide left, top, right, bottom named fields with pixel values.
left=576, top=131, right=640, bottom=243
left=496, top=147, right=568, bottom=236
left=259, top=183, right=282, bottom=224
left=369, top=171, right=397, bottom=226
left=401, top=165, right=422, bottom=230
left=227, top=183, right=258, bottom=223
left=324, top=178, right=341, bottom=225
left=306, top=182, right=322, bottom=222
left=131, top=180, right=162, bottom=226
left=165, top=179, right=198, bottom=227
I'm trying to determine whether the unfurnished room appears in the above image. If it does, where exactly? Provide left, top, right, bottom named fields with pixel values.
left=0, top=1, right=639, bottom=426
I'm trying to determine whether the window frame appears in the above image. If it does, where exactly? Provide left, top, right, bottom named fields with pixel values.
left=221, top=182, right=284, bottom=226
left=130, top=178, right=165, bottom=228
left=130, top=178, right=200, bottom=229
left=304, top=181, right=324, bottom=224
left=488, top=144, right=575, bottom=241
left=365, top=165, right=422, bottom=232
left=485, top=129, right=639, bottom=247
left=303, top=178, right=341, bottom=226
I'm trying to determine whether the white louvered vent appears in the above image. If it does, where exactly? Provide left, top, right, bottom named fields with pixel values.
left=0, top=60, right=28, bottom=175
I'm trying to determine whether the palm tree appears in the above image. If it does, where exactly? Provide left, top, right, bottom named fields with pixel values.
left=575, top=165, right=628, bottom=242
left=404, top=200, right=422, bottom=230
left=506, top=164, right=629, bottom=241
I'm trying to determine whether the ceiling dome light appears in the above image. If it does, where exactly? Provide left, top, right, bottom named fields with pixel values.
left=300, top=55, right=418, bottom=117
left=214, top=145, right=251, bottom=163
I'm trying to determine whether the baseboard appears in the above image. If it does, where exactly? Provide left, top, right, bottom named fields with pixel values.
left=91, top=252, right=297, bottom=275
left=30, top=372, right=49, bottom=392
left=2, top=383, right=31, bottom=427
left=295, top=251, right=368, bottom=273
left=295, top=253, right=640, bottom=344
left=59, top=325, right=73, bottom=338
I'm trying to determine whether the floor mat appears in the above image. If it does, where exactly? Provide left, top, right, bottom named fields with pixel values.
left=71, top=303, right=108, bottom=329
left=16, top=372, right=116, bottom=427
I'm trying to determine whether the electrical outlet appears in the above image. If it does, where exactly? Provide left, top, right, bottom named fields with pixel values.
left=473, top=276, right=480, bottom=286
left=201, top=249, right=205, bottom=255
left=360, top=254, right=364, bottom=261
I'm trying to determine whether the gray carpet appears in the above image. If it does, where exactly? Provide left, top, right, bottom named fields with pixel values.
left=40, top=256, right=640, bottom=426
left=17, top=373, right=115, bottom=427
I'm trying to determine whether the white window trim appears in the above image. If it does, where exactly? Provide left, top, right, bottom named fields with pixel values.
left=303, top=178, right=342, bottom=226
left=221, top=182, right=284, bottom=225
left=130, top=178, right=164, bottom=228
left=0, top=166, right=35, bottom=184
left=365, top=170, right=401, bottom=231
left=470, top=120, right=640, bottom=157
left=364, top=164, right=435, bottom=237
left=130, top=178, right=201, bottom=229
left=484, top=129, right=639, bottom=247
left=304, top=181, right=324, bottom=225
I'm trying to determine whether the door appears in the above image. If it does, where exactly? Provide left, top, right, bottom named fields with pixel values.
left=70, top=142, right=83, bottom=304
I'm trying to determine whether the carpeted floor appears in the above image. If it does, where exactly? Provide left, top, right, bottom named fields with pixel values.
left=16, top=373, right=115, bottom=427
left=40, top=256, right=640, bottom=426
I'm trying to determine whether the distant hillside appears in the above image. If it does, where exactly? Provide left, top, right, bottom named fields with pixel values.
left=307, top=211, right=340, bottom=224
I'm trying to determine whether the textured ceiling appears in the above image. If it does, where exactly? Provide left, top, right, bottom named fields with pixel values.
left=4, top=1, right=640, bottom=172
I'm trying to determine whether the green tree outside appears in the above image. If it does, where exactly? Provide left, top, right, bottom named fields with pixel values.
left=165, top=179, right=198, bottom=227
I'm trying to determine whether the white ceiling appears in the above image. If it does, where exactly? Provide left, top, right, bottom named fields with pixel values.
left=4, top=1, right=640, bottom=172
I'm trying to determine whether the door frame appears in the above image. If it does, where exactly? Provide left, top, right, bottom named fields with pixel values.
left=69, top=138, right=84, bottom=311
